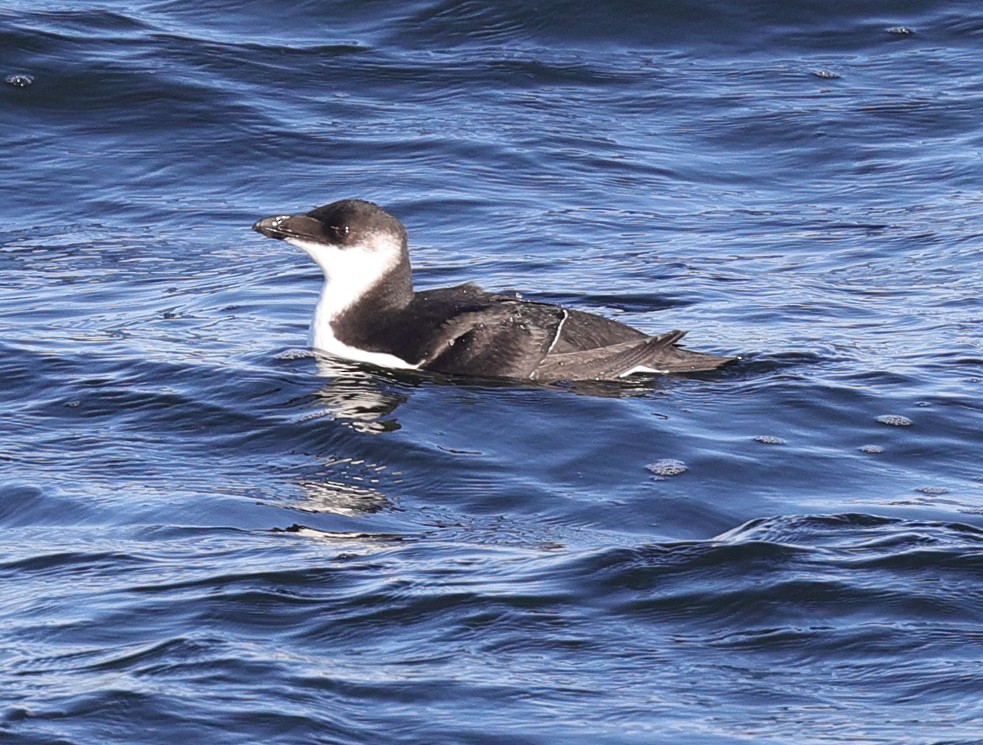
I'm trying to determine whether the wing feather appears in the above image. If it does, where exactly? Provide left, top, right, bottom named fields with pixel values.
left=422, top=302, right=565, bottom=378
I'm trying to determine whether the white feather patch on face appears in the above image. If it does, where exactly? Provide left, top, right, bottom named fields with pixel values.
left=287, top=232, right=418, bottom=371
left=286, top=233, right=402, bottom=305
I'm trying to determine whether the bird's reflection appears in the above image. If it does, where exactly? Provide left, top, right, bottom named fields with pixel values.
left=294, top=475, right=388, bottom=515
left=278, top=349, right=714, bottom=520
left=304, top=349, right=682, bottom=438
left=275, top=524, right=408, bottom=549
left=306, top=354, right=409, bottom=433
left=277, top=354, right=407, bottom=516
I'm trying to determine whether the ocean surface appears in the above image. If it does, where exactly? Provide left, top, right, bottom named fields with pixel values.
left=2, top=1, right=982, bottom=743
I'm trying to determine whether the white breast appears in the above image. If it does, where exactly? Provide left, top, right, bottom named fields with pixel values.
left=309, top=321, right=418, bottom=370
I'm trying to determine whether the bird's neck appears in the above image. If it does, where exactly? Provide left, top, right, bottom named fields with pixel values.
left=311, top=259, right=413, bottom=351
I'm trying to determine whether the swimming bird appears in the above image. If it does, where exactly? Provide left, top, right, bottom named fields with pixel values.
left=252, top=199, right=732, bottom=381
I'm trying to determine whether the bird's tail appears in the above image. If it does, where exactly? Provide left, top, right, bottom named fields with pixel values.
left=532, top=330, right=733, bottom=381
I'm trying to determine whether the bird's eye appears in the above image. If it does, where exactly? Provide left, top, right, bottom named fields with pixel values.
left=328, top=224, right=351, bottom=242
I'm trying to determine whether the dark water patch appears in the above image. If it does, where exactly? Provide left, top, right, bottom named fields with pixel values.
left=0, top=547, right=148, bottom=580
left=0, top=484, right=98, bottom=529
left=572, top=513, right=983, bottom=635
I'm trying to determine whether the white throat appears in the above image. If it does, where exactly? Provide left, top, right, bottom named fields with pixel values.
left=286, top=234, right=418, bottom=371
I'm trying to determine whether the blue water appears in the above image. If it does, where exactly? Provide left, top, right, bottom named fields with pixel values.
left=2, top=2, right=982, bottom=743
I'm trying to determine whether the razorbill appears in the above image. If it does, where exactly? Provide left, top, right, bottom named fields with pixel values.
left=252, top=199, right=733, bottom=381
